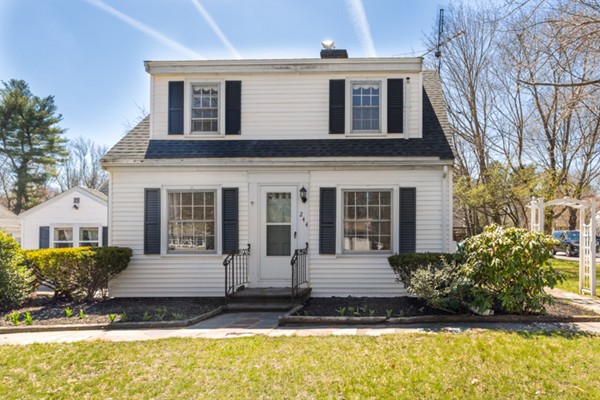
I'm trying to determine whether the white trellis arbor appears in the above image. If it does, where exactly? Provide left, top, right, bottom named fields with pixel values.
left=528, top=197, right=596, bottom=296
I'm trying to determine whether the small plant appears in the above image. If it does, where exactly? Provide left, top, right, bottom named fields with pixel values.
left=142, top=311, right=152, bottom=321
left=79, top=309, right=85, bottom=319
left=347, top=306, right=355, bottom=315
left=24, top=311, right=33, bottom=326
left=120, top=312, right=128, bottom=322
left=171, top=312, right=183, bottom=320
left=5, top=314, right=10, bottom=321
left=351, top=306, right=366, bottom=317
left=64, top=308, right=73, bottom=318
left=155, top=306, right=168, bottom=321
left=107, top=314, right=117, bottom=323
left=394, top=310, right=405, bottom=318
left=10, top=312, right=21, bottom=325
left=368, top=309, right=376, bottom=317
left=385, top=309, right=393, bottom=319
left=335, top=307, right=347, bottom=316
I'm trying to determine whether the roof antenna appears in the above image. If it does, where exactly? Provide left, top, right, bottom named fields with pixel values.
left=435, top=8, right=444, bottom=73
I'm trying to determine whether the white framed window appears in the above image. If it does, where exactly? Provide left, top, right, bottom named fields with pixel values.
left=53, top=227, right=74, bottom=248
left=191, top=83, right=219, bottom=134
left=79, top=227, right=99, bottom=247
left=167, top=190, right=216, bottom=253
left=343, top=190, right=392, bottom=252
left=351, top=81, right=381, bottom=132
left=51, top=225, right=102, bottom=248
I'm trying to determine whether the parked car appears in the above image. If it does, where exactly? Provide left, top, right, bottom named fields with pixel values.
left=551, top=230, right=600, bottom=257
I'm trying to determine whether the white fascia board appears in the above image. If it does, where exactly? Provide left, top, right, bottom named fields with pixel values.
left=144, top=58, right=423, bottom=75
left=103, top=157, right=454, bottom=169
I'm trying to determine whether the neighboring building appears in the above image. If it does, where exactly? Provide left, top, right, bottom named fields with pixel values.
left=19, top=186, right=108, bottom=250
left=102, top=48, right=454, bottom=298
left=0, top=205, right=21, bottom=244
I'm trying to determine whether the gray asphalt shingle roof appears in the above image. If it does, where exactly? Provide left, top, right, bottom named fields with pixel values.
left=102, top=70, right=453, bottom=163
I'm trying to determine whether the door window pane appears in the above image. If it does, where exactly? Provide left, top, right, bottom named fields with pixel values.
left=267, top=192, right=291, bottom=223
left=267, top=225, right=291, bottom=256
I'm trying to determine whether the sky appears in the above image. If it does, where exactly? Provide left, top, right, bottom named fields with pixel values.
left=0, top=0, right=451, bottom=149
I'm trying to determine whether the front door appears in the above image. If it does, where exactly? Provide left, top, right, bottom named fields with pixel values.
left=258, top=186, right=297, bottom=286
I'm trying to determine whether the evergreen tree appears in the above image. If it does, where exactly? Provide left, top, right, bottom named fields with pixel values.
left=0, top=79, right=67, bottom=214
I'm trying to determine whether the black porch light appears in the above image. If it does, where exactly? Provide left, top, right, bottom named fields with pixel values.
left=299, top=186, right=308, bottom=203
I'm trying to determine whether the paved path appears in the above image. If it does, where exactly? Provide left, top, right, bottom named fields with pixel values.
left=547, top=287, right=600, bottom=314
left=2, top=311, right=600, bottom=345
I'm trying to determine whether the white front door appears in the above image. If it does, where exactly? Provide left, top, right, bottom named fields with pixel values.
left=258, top=186, right=298, bottom=286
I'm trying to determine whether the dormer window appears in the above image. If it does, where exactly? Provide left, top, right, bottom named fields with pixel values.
left=352, top=82, right=380, bottom=132
left=191, top=83, right=219, bottom=133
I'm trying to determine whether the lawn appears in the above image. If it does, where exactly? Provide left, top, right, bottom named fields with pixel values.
left=1, top=332, right=600, bottom=399
left=551, top=258, right=599, bottom=296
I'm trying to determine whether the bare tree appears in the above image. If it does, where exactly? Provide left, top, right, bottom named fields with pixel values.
left=428, top=0, right=599, bottom=234
left=55, top=137, right=108, bottom=191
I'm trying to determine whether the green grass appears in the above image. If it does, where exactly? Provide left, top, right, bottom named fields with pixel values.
left=1, top=333, right=600, bottom=399
left=551, top=259, right=599, bottom=296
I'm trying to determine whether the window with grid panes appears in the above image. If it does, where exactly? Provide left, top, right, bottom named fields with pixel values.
left=168, top=191, right=216, bottom=253
left=352, top=82, right=380, bottom=131
left=191, top=84, right=219, bottom=133
left=343, top=190, right=391, bottom=251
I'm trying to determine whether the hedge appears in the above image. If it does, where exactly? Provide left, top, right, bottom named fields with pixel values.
left=387, top=252, right=457, bottom=288
left=0, top=231, right=34, bottom=309
left=26, top=246, right=132, bottom=301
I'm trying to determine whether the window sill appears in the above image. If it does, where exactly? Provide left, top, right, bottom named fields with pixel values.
left=336, top=251, right=393, bottom=257
left=187, top=132, right=224, bottom=138
left=346, top=132, right=387, bottom=138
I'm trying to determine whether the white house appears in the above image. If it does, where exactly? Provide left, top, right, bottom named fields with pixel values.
left=0, top=205, right=21, bottom=244
left=102, top=49, right=454, bottom=298
left=19, top=186, right=108, bottom=250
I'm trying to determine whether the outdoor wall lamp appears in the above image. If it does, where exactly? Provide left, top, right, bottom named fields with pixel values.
left=299, top=186, right=308, bottom=203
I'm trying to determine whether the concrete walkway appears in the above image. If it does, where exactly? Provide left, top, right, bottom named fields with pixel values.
left=547, top=287, right=600, bottom=314
left=2, top=310, right=600, bottom=345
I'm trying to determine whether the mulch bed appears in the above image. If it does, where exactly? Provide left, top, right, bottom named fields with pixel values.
left=299, top=296, right=597, bottom=318
left=1, top=294, right=225, bottom=327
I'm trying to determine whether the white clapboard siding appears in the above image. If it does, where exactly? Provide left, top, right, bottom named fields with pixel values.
left=108, top=168, right=249, bottom=297
left=150, top=71, right=422, bottom=140
left=108, top=166, right=450, bottom=298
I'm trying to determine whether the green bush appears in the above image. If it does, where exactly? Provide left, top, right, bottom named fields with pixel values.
left=26, top=246, right=132, bottom=301
left=0, top=231, right=34, bottom=309
left=388, top=252, right=457, bottom=288
left=462, top=224, right=561, bottom=314
left=408, top=258, right=472, bottom=313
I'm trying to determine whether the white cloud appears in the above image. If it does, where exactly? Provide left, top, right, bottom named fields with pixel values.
left=345, top=0, right=377, bottom=57
left=190, top=0, right=242, bottom=59
left=85, top=0, right=203, bottom=59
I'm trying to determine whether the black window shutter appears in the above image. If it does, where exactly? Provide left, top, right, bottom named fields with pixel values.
left=144, top=188, right=161, bottom=254
left=222, top=188, right=239, bottom=253
left=39, top=226, right=50, bottom=249
left=168, top=81, right=184, bottom=135
left=387, top=79, right=404, bottom=133
left=398, top=188, right=416, bottom=253
left=319, top=188, right=337, bottom=254
left=102, top=226, right=108, bottom=247
left=225, top=81, right=241, bottom=135
left=329, top=80, right=345, bottom=134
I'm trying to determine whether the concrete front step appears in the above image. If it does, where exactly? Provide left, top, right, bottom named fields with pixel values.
left=224, top=303, right=294, bottom=312
left=228, top=287, right=311, bottom=304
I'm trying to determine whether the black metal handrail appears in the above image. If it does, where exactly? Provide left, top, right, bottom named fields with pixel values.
left=223, top=244, right=251, bottom=299
left=291, top=242, right=309, bottom=304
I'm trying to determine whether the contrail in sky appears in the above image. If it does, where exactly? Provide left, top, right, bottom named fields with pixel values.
left=85, top=0, right=203, bottom=59
left=345, top=0, right=377, bottom=57
left=190, top=0, right=242, bottom=59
